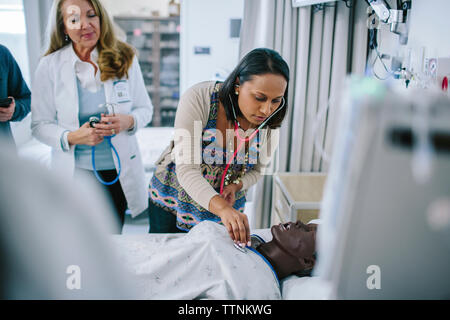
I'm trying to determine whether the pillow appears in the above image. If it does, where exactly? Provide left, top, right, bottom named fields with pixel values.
left=281, top=275, right=333, bottom=300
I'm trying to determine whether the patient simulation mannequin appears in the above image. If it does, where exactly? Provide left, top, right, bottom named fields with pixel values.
left=256, top=221, right=317, bottom=280
left=112, top=220, right=317, bottom=299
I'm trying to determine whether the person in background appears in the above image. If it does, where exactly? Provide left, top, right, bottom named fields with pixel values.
left=148, top=48, right=289, bottom=247
left=0, top=44, right=31, bottom=148
left=0, top=141, right=134, bottom=299
left=31, top=0, right=153, bottom=232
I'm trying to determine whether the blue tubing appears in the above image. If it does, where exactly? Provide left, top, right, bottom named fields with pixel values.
left=91, top=136, right=121, bottom=186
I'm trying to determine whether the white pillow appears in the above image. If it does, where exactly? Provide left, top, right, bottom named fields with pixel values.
left=281, top=275, right=333, bottom=300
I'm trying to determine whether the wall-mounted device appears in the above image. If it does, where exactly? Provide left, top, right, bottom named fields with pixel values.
left=367, top=0, right=412, bottom=45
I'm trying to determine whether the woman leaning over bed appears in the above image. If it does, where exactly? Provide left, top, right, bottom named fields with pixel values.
left=148, top=48, right=289, bottom=246
left=31, top=0, right=153, bottom=233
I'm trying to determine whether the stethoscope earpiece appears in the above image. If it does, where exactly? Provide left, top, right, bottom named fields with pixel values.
left=228, top=94, right=286, bottom=132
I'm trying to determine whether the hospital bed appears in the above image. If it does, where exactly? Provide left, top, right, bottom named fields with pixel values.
left=2, top=147, right=321, bottom=300
left=111, top=222, right=328, bottom=300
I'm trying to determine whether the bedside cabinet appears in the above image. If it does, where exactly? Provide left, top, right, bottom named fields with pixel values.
left=271, top=172, right=327, bottom=225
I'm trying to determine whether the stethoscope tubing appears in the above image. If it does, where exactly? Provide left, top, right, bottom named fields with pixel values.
left=91, top=135, right=121, bottom=186
left=219, top=126, right=255, bottom=194
left=90, top=105, right=122, bottom=186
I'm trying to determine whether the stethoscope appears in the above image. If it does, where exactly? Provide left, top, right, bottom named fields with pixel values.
left=89, top=103, right=122, bottom=186
left=219, top=94, right=286, bottom=194
left=233, top=234, right=281, bottom=287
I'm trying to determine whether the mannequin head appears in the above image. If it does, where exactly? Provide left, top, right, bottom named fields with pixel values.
left=256, top=221, right=317, bottom=280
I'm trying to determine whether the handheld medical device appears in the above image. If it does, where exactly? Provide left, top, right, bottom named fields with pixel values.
left=0, top=97, right=13, bottom=108
left=219, top=94, right=286, bottom=194
left=90, top=103, right=121, bottom=186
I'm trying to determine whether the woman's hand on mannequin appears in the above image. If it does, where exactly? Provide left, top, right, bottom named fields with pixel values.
left=209, top=195, right=250, bottom=246
left=94, top=114, right=134, bottom=137
left=68, top=122, right=103, bottom=146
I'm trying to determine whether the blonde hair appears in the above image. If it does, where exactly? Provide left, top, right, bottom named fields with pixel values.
left=45, top=0, right=135, bottom=81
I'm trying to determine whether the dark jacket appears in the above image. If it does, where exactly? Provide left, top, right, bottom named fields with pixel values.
left=0, top=44, right=31, bottom=146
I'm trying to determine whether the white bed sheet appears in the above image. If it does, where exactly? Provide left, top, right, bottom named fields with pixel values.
left=111, top=223, right=330, bottom=299
left=111, top=222, right=281, bottom=299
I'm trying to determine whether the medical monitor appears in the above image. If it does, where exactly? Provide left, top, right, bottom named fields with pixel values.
left=316, top=78, right=450, bottom=299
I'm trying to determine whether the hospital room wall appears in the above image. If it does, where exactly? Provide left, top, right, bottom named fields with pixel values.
left=406, top=0, right=450, bottom=56
left=180, top=0, right=244, bottom=94
left=105, top=0, right=245, bottom=95
left=1, top=0, right=31, bottom=85
left=375, top=0, right=450, bottom=81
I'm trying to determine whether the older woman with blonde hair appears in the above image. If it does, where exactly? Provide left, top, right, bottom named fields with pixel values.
left=31, top=0, right=153, bottom=232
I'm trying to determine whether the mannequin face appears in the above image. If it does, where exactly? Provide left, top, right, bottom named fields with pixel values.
left=271, top=221, right=316, bottom=271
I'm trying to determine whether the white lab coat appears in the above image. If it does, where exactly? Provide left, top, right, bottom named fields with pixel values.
left=31, top=44, right=153, bottom=217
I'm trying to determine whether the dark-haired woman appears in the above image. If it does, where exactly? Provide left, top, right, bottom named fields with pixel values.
left=148, top=48, right=289, bottom=245
left=31, top=0, right=153, bottom=232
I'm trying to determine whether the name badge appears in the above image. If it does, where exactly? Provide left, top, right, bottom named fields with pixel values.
left=113, top=80, right=131, bottom=103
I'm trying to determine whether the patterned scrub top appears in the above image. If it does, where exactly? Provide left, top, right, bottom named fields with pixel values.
left=148, top=82, right=261, bottom=231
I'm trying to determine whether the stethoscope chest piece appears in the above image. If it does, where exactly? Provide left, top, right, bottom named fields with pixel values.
left=233, top=242, right=248, bottom=253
